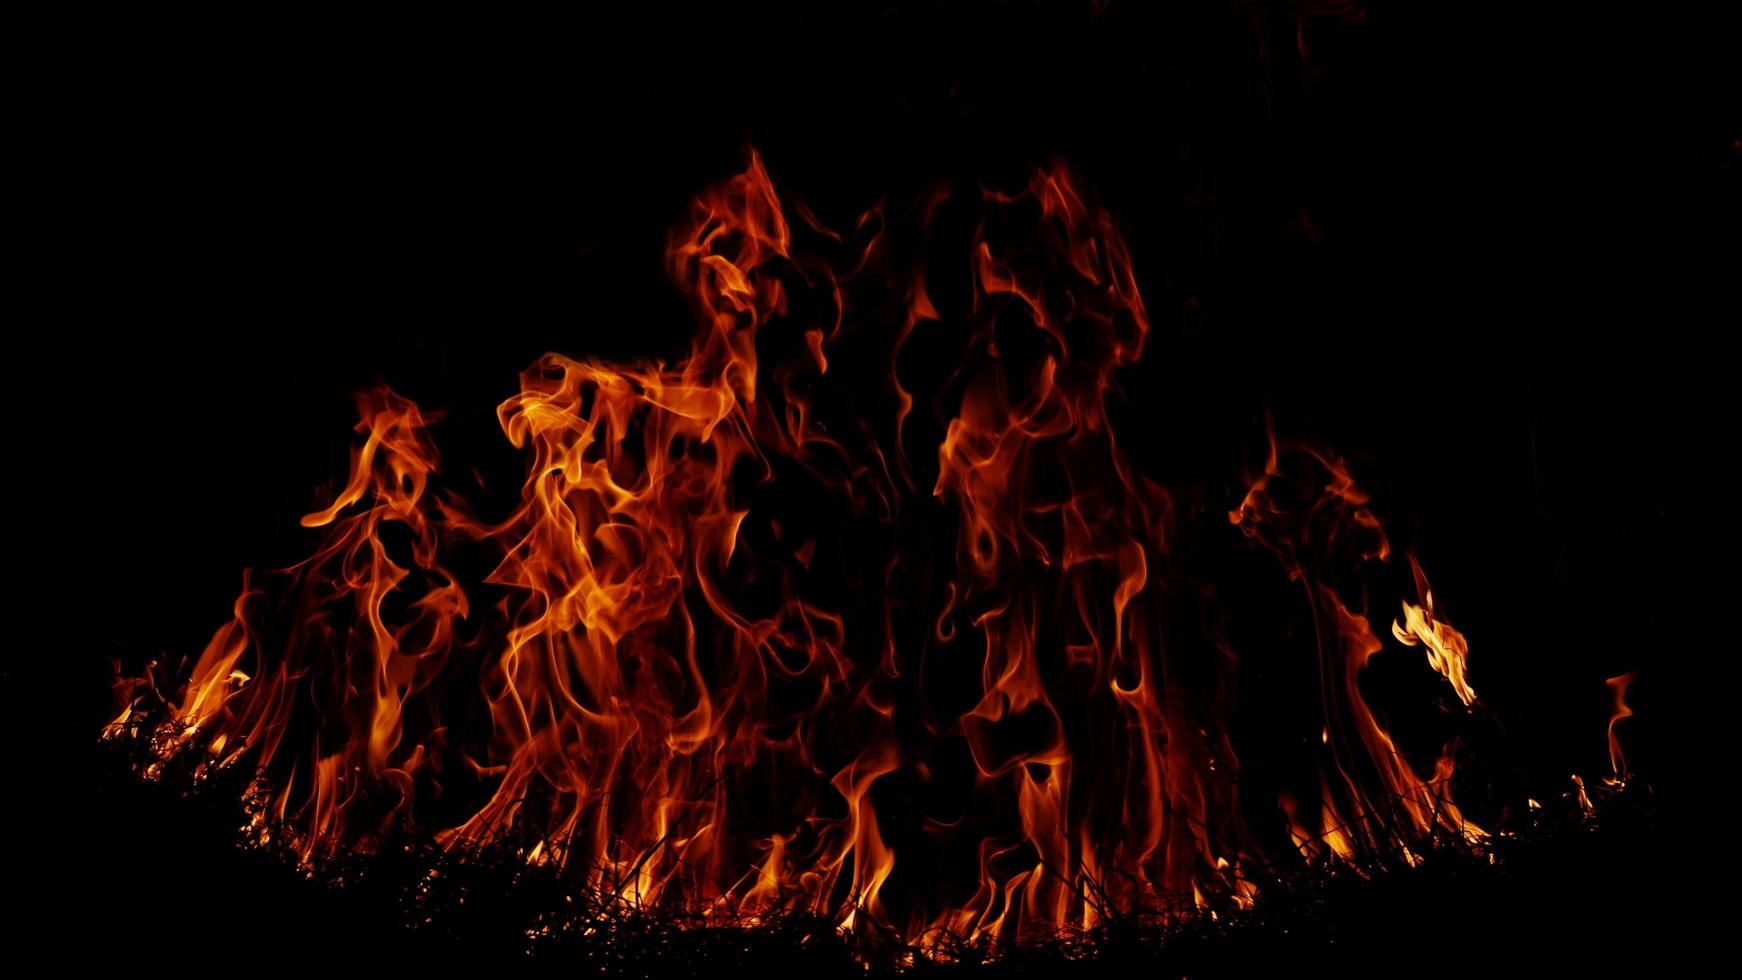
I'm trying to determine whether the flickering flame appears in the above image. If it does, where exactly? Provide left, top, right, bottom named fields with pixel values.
left=1393, top=557, right=1476, bottom=707
left=109, top=152, right=1494, bottom=953
left=1604, top=672, right=1635, bottom=785
left=1571, top=774, right=1594, bottom=816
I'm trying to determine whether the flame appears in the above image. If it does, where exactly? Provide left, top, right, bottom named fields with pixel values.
left=1392, top=556, right=1476, bottom=706
left=1604, top=672, right=1635, bottom=785
left=1229, top=421, right=1483, bottom=860
left=109, top=152, right=1496, bottom=953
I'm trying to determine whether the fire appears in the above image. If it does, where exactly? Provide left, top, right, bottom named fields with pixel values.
left=1393, top=556, right=1476, bottom=707
left=1604, top=672, right=1635, bottom=785
left=109, top=152, right=1498, bottom=955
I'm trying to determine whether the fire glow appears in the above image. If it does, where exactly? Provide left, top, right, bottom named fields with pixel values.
left=109, top=154, right=1496, bottom=957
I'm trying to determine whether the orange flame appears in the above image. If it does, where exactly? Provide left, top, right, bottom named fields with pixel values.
left=1393, top=556, right=1476, bottom=707
left=1230, top=421, right=1482, bottom=861
left=109, top=152, right=1494, bottom=952
left=1604, top=672, right=1635, bottom=785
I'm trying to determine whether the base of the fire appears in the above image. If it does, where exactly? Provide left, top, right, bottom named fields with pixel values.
left=97, top=728, right=1660, bottom=975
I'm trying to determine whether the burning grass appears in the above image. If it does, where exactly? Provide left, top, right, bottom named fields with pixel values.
left=97, top=719, right=1658, bottom=975
left=95, top=153, right=1661, bottom=970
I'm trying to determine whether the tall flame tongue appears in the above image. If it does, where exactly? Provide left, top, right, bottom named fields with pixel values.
left=111, top=154, right=1488, bottom=953
left=1604, top=672, right=1635, bottom=786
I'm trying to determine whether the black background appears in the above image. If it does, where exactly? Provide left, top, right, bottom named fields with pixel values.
left=19, top=0, right=1737, bottom=970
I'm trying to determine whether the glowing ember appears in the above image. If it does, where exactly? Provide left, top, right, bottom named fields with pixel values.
left=109, top=153, right=1495, bottom=954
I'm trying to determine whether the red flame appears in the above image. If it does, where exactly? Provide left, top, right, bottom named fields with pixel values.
left=110, top=153, right=1493, bottom=953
